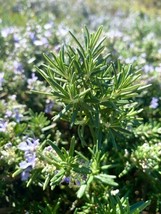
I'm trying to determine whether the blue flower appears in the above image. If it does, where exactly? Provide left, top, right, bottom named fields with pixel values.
left=62, top=177, right=71, bottom=184
left=33, top=37, right=48, bottom=46
left=13, top=61, right=24, bottom=74
left=1, top=26, right=15, bottom=38
left=13, top=33, right=20, bottom=43
left=5, top=110, right=12, bottom=118
left=149, top=97, right=159, bottom=109
left=45, top=100, right=54, bottom=114
left=13, top=108, right=23, bottom=123
left=18, top=138, right=39, bottom=153
left=143, top=64, right=154, bottom=73
left=19, top=160, right=33, bottom=169
left=21, top=166, right=32, bottom=181
left=28, top=32, right=36, bottom=42
left=27, top=73, right=38, bottom=90
left=18, top=137, right=40, bottom=181
left=0, top=119, right=8, bottom=132
left=5, top=108, right=23, bottom=122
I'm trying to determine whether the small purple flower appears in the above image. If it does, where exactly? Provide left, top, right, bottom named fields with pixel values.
left=13, top=108, right=23, bottom=123
left=107, top=30, right=123, bottom=39
left=125, top=56, right=137, bottom=64
left=0, top=119, right=8, bottom=132
left=44, top=22, right=53, bottom=38
left=150, top=97, right=159, bottom=109
left=1, top=27, right=15, bottom=38
left=28, top=32, right=36, bottom=42
left=44, top=22, right=53, bottom=30
left=75, top=179, right=81, bottom=186
left=5, top=110, right=12, bottom=118
left=143, top=64, right=154, bottom=73
left=155, top=66, right=161, bottom=73
left=27, top=73, right=38, bottom=89
left=18, top=137, right=40, bottom=181
left=33, top=37, right=48, bottom=46
left=63, top=177, right=71, bottom=184
left=19, top=160, right=33, bottom=169
left=13, top=61, right=24, bottom=74
left=5, top=108, right=23, bottom=122
left=44, top=30, right=52, bottom=38
left=21, top=166, right=32, bottom=181
left=44, top=145, right=53, bottom=152
left=57, top=25, right=68, bottom=37
left=45, top=100, right=54, bottom=114
left=13, top=33, right=20, bottom=43
left=18, top=138, right=39, bottom=153
left=24, top=152, right=36, bottom=166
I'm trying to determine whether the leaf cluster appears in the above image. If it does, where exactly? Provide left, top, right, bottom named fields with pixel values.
left=36, top=26, right=147, bottom=145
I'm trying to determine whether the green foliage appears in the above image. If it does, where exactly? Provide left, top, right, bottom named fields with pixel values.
left=33, top=26, right=150, bottom=213
left=28, top=110, right=50, bottom=136
left=36, top=26, right=147, bottom=147
left=1, top=1, right=161, bottom=212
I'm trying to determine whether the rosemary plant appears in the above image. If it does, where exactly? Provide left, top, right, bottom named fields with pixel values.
left=22, top=26, right=151, bottom=212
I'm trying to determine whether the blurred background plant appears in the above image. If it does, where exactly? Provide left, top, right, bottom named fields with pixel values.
left=0, top=0, right=161, bottom=213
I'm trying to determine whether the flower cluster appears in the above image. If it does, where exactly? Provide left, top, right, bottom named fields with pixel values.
left=18, top=137, right=40, bottom=181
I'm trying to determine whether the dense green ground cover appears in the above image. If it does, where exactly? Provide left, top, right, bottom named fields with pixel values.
left=0, top=0, right=161, bottom=213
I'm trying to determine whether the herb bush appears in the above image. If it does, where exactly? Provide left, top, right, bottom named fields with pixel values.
left=0, top=1, right=161, bottom=213
left=11, top=26, right=152, bottom=213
